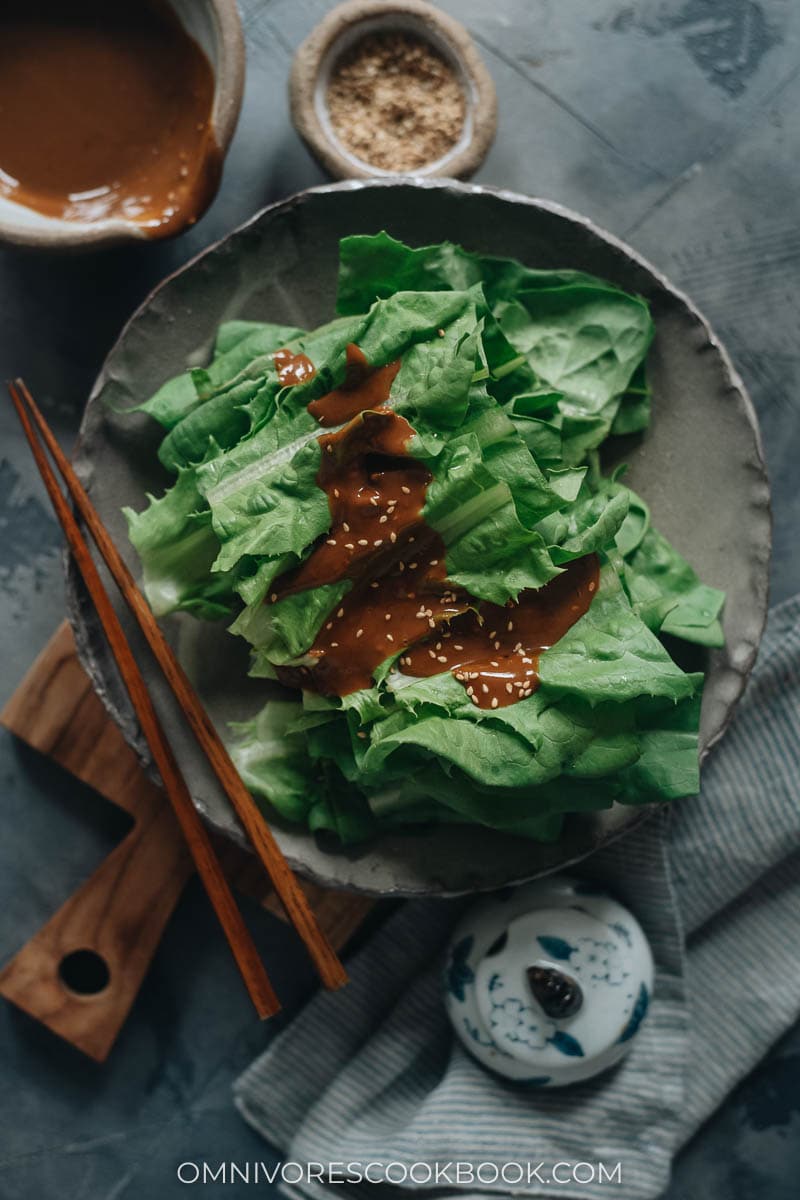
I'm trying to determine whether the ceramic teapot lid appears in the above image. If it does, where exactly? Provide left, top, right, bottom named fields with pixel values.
left=444, top=875, right=653, bottom=1087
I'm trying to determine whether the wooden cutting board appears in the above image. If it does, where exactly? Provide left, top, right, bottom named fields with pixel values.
left=0, top=622, right=374, bottom=1061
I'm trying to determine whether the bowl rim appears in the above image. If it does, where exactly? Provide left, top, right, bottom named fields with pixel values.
left=0, top=0, right=245, bottom=250
left=288, top=0, right=498, bottom=181
left=68, top=177, right=772, bottom=897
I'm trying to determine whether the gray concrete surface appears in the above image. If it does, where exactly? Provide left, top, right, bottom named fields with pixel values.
left=0, top=2, right=798, bottom=1196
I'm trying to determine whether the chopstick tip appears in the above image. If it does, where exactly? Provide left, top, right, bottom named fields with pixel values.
left=324, top=964, right=350, bottom=992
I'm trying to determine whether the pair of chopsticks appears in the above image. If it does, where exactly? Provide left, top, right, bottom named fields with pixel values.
left=8, top=380, right=347, bottom=1018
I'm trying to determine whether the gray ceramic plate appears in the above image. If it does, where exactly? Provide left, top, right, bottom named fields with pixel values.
left=67, top=179, right=771, bottom=897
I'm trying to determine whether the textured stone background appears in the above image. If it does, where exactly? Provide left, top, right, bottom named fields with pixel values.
left=0, top=1, right=798, bottom=1195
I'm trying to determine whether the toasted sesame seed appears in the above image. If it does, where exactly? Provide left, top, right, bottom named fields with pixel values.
left=482, top=683, right=489, bottom=694
left=373, top=539, right=383, bottom=547
left=398, top=562, right=405, bottom=572
left=507, top=620, right=514, bottom=632
left=589, top=581, right=596, bottom=592
left=337, top=608, right=344, bottom=617
left=390, top=532, right=397, bottom=543
left=327, top=539, right=337, bottom=546
left=345, top=543, right=354, bottom=550
left=379, top=515, right=388, bottom=524
left=270, top=593, right=277, bottom=603
left=471, top=695, right=479, bottom=705
left=358, top=539, right=368, bottom=546
left=430, top=559, right=439, bottom=566
left=370, top=581, right=379, bottom=589
left=437, top=655, right=447, bottom=663
left=435, top=641, right=442, bottom=650
left=428, top=618, right=436, bottom=628
left=467, top=686, right=474, bottom=696
left=326, top=622, right=333, bottom=630
left=385, top=613, right=392, bottom=621
left=386, top=633, right=394, bottom=641
left=408, top=536, right=415, bottom=543
left=454, top=643, right=464, bottom=651
left=491, top=697, right=499, bottom=708
left=494, top=641, right=501, bottom=650
left=326, top=444, right=333, bottom=454
left=333, top=488, right=340, bottom=498
left=356, top=628, right=363, bottom=638
left=409, top=562, right=418, bottom=569
left=522, top=657, right=532, bottom=664
left=438, top=328, right=445, bottom=337
left=330, top=641, right=339, bottom=648
left=342, top=522, right=350, bottom=532
left=401, top=486, right=411, bottom=494
left=369, top=496, right=378, bottom=506
left=506, top=683, right=513, bottom=694
left=357, top=731, right=367, bottom=739
left=491, top=661, right=499, bottom=667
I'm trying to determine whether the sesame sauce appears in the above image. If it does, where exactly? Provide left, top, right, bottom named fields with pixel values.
left=307, top=343, right=403, bottom=427
left=268, top=343, right=598, bottom=708
left=0, top=0, right=220, bottom=237
left=400, top=554, right=599, bottom=708
left=274, top=348, right=316, bottom=388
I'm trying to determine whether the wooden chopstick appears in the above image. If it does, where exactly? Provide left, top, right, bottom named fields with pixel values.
left=12, top=379, right=348, bottom=993
left=8, top=382, right=279, bottom=1020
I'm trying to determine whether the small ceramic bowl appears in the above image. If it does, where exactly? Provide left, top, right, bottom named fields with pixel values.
left=0, top=0, right=245, bottom=250
left=289, top=0, right=497, bottom=180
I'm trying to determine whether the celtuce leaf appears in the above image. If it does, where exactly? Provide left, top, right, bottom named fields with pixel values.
left=338, top=231, right=655, bottom=462
left=124, top=233, right=723, bottom=844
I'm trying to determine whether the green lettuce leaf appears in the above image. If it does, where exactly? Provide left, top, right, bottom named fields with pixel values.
left=230, top=567, right=701, bottom=841
left=338, top=232, right=655, bottom=464
left=620, top=520, right=726, bottom=648
left=124, top=232, right=721, bottom=846
left=123, top=467, right=236, bottom=618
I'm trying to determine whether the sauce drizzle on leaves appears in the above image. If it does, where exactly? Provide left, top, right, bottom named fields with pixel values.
left=270, top=343, right=598, bottom=708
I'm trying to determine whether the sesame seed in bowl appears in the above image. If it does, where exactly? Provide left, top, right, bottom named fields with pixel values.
left=289, top=0, right=497, bottom=180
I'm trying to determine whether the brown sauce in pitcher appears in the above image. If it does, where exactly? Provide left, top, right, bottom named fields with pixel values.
left=0, top=0, right=219, bottom=236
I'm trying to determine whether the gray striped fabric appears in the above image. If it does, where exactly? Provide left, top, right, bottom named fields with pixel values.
left=235, top=595, right=800, bottom=1200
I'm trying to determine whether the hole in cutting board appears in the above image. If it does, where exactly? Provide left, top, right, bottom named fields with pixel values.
left=58, top=949, right=111, bottom=996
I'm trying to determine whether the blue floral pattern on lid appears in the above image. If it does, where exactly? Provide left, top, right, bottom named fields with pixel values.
left=446, top=936, right=474, bottom=1003
left=548, top=1030, right=585, bottom=1058
left=489, top=998, right=556, bottom=1050
left=536, top=933, right=630, bottom=986
left=443, top=875, right=654, bottom=1088
left=536, top=935, right=574, bottom=961
left=617, top=983, right=650, bottom=1044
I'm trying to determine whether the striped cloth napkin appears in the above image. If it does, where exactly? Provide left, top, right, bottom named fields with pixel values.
left=235, top=594, right=800, bottom=1200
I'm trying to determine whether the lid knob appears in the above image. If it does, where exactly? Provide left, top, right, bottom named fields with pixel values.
left=526, top=964, right=583, bottom=1019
